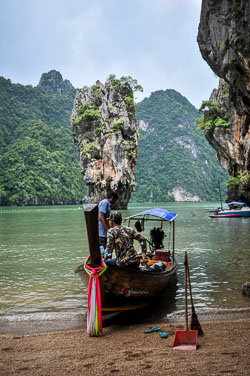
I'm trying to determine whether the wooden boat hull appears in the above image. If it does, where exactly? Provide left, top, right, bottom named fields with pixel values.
left=209, top=210, right=250, bottom=218
left=75, top=260, right=177, bottom=300
left=209, top=213, right=242, bottom=218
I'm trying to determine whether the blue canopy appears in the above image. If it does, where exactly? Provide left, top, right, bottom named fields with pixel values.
left=126, top=208, right=178, bottom=222
left=227, top=201, right=247, bottom=206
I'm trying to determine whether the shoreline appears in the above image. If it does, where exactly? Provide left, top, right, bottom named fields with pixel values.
left=1, top=317, right=250, bottom=375
left=1, top=307, right=250, bottom=337
left=1, top=308, right=250, bottom=337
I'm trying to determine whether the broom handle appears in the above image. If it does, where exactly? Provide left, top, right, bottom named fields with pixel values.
left=184, top=251, right=188, bottom=331
left=186, top=255, right=194, bottom=310
left=186, top=253, right=204, bottom=336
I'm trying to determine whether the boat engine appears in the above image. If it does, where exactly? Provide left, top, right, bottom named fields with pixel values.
left=150, top=227, right=164, bottom=249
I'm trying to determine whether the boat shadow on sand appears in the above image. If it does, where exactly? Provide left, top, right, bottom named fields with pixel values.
left=102, top=274, right=178, bottom=328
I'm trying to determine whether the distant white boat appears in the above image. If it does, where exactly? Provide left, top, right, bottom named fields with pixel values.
left=209, top=201, right=250, bottom=218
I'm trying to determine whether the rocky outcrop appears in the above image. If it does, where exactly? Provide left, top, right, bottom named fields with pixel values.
left=71, top=77, right=138, bottom=209
left=198, top=0, right=250, bottom=204
left=242, top=282, right=250, bottom=296
left=173, top=136, right=200, bottom=158
left=38, top=70, right=75, bottom=97
left=168, top=187, right=201, bottom=202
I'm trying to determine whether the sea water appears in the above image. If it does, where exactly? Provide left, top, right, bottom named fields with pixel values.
left=0, top=202, right=249, bottom=335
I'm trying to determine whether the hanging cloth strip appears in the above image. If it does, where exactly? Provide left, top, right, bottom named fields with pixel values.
left=84, top=256, right=107, bottom=336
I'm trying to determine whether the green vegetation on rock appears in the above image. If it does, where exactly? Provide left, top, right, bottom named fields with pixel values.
left=0, top=76, right=86, bottom=205
left=226, top=170, right=249, bottom=188
left=195, top=100, right=230, bottom=131
left=111, top=118, right=124, bottom=133
left=106, top=74, right=142, bottom=116
left=131, top=90, right=229, bottom=202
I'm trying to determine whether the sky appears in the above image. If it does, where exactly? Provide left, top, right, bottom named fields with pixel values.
left=0, top=0, right=218, bottom=108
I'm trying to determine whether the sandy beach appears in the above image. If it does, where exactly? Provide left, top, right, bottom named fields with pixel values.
left=1, top=317, right=249, bottom=376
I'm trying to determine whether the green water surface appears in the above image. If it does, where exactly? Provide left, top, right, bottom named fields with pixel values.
left=0, top=202, right=249, bottom=332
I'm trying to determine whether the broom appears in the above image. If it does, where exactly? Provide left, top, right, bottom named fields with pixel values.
left=186, top=253, right=204, bottom=336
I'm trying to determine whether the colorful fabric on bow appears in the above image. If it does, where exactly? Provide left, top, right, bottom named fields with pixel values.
left=84, top=256, right=107, bottom=336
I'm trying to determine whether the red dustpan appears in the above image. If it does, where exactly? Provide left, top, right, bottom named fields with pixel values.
left=172, top=251, right=198, bottom=350
left=172, top=329, right=198, bottom=350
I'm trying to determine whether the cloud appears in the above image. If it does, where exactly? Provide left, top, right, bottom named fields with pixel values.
left=0, top=0, right=217, bottom=108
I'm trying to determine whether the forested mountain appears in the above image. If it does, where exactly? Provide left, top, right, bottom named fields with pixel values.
left=0, top=72, right=86, bottom=205
left=0, top=71, right=228, bottom=206
left=131, top=89, right=228, bottom=202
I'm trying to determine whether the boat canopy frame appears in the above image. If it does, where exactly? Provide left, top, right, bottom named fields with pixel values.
left=125, top=208, right=178, bottom=259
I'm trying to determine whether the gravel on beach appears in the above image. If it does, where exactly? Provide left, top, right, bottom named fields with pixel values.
left=1, top=318, right=250, bottom=376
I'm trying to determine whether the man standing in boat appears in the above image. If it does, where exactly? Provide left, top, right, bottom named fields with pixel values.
left=98, top=190, right=118, bottom=248
left=105, top=211, right=147, bottom=269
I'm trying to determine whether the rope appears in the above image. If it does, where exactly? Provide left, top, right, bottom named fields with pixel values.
left=84, top=256, right=107, bottom=336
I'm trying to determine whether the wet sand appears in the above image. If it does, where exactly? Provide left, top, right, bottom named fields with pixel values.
left=1, top=318, right=250, bottom=376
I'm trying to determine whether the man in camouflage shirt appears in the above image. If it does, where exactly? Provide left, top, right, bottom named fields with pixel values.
left=105, top=211, right=147, bottom=268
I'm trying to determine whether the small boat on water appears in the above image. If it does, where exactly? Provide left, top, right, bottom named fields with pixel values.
left=75, top=206, right=178, bottom=310
left=209, top=201, right=250, bottom=218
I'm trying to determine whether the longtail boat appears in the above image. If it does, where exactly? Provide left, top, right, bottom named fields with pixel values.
left=75, top=205, right=178, bottom=310
left=209, top=201, right=250, bottom=218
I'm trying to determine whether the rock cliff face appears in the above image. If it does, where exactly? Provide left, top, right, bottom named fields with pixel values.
left=198, top=0, right=250, bottom=203
left=38, top=70, right=75, bottom=97
left=71, top=77, right=138, bottom=209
